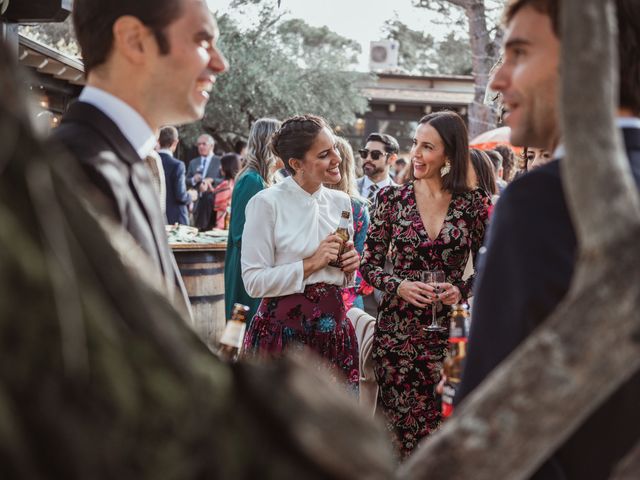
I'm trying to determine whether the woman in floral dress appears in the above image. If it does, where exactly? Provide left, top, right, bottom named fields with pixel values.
left=361, top=111, right=490, bottom=458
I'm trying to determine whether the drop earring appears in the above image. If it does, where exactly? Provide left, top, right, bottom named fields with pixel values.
left=440, top=160, right=451, bottom=177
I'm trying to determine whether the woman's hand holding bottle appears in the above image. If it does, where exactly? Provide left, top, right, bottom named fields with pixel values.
left=303, top=234, right=342, bottom=278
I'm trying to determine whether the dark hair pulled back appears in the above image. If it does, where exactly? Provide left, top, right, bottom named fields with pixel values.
left=270, top=114, right=329, bottom=175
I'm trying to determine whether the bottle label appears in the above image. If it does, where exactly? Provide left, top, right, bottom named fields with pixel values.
left=219, top=320, right=246, bottom=348
left=442, top=382, right=458, bottom=418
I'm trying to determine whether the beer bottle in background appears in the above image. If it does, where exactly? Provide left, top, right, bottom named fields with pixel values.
left=217, top=303, right=250, bottom=362
left=224, top=206, right=231, bottom=230
left=442, top=303, right=470, bottom=418
left=328, top=210, right=351, bottom=268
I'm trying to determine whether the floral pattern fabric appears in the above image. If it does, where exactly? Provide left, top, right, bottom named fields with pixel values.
left=360, top=183, right=490, bottom=459
left=342, top=197, right=370, bottom=311
left=243, top=283, right=359, bottom=391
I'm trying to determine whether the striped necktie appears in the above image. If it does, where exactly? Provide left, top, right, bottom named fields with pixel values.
left=367, top=183, right=379, bottom=203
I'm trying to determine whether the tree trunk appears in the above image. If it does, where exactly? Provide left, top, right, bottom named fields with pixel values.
left=399, top=0, right=640, bottom=478
left=464, top=0, right=498, bottom=138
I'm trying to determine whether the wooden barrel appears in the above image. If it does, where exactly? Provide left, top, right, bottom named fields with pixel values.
left=173, top=247, right=226, bottom=349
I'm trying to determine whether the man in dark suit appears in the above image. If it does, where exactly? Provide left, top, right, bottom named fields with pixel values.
left=185, top=133, right=221, bottom=188
left=158, top=126, right=190, bottom=225
left=457, top=1, right=640, bottom=479
left=53, top=0, right=227, bottom=315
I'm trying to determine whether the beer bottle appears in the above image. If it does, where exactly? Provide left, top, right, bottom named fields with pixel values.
left=328, top=210, right=351, bottom=268
left=217, top=303, right=250, bottom=362
left=442, top=303, right=470, bottom=418
left=224, top=206, right=231, bottom=230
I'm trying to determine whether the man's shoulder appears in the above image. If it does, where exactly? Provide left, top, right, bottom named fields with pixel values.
left=501, top=160, right=563, bottom=206
left=159, top=152, right=182, bottom=166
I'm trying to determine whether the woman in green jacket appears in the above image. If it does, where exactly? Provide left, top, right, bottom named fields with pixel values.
left=224, top=118, right=281, bottom=320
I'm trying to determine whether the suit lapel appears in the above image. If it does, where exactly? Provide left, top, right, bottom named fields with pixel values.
left=62, top=102, right=176, bottom=294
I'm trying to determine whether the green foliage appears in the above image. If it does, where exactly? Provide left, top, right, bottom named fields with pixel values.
left=382, top=18, right=436, bottom=75
left=382, top=18, right=471, bottom=76
left=184, top=4, right=369, bottom=150
left=18, top=16, right=79, bottom=57
left=432, top=31, right=473, bottom=75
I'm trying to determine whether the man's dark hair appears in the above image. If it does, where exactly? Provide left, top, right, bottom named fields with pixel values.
left=365, top=133, right=399, bottom=154
left=505, top=0, right=640, bottom=114
left=395, top=157, right=407, bottom=166
left=504, top=0, right=560, bottom=35
left=233, top=139, right=247, bottom=155
left=73, top=0, right=184, bottom=74
left=158, top=126, right=179, bottom=149
left=412, top=111, right=470, bottom=194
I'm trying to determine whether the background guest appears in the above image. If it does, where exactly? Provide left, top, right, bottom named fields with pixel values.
left=186, top=134, right=221, bottom=187
left=241, top=115, right=360, bottom=389
left=157, top=126, right=191, bottom=225
left=356, top=133, right=399, bottom=206
left=361, top=111, right=490, bottom=458
left=494, top=143, right=517, bottom=182
left=224, top=118, right=281, bottom=320
left=485, top=149, right=508, bottom=193
left=326, top=137, right=371, bottom=311
left=208, top=153, right=241, bottom=229
left=470, top=148, right=499, bottom=198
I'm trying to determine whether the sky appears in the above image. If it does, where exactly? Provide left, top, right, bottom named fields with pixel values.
left=207, top=0, right=452, bottom=71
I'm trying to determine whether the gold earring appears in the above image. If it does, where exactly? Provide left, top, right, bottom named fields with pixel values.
left=440, top=160, right=451, bottom=177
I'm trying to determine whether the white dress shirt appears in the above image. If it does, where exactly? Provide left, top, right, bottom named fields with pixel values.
left=241, top=177, right=354, bottom=298
left=79, top=86, right=156, bottom=160
left=359, top=175, right=393, bottom=198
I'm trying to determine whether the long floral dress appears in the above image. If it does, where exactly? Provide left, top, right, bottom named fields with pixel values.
left=360, top=182, right=490, bottom=459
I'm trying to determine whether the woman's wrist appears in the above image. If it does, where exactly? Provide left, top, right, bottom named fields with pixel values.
left=396, top=279, right=407, bottom=297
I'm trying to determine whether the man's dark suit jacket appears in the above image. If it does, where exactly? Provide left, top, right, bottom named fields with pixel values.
left=185, top=154, right=221, bottom=187
left=159, top=152, right=190, bottom=225
left=458, top=127, right=640, bottom=480
left=53, top=102, right=191, bottom=316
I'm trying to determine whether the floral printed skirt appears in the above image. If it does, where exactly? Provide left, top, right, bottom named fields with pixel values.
left=243, top=283, right=359, bottom=390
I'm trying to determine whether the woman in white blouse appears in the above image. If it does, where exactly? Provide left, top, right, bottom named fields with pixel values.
left=241, top=115, right=360, bottom=389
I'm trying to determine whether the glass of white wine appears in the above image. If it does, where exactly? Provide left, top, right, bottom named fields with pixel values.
left=422, top=270, right=446, bottom=332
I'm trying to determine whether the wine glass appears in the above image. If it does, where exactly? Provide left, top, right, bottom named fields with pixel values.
left=422, top=270, right=446, bottom=332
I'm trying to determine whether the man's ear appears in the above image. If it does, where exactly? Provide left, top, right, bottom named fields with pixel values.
left=112, top=15, right=152, bottom=66
left=388, top=153, right=398, bottom=166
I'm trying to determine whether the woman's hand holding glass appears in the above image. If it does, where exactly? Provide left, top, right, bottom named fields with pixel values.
left=397, top=280, right=431, bottom=308
left=423, top=282, right=461, bottom=306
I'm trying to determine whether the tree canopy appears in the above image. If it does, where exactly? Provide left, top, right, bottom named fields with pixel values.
left=183, top=2, right=369, bottom=150
left=382, top=17, right=472, bottom=76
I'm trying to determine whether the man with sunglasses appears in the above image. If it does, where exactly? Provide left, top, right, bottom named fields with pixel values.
left=357, top=133, right=399, bottom=205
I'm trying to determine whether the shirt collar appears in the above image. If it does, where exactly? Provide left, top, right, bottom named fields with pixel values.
left=362, top=175, right=391, bottom=192
left=157, top=148, right=173, bottom=156
left=79, top=86, right=156, bottom=160
left=553, top=116, right=640, bottom=159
